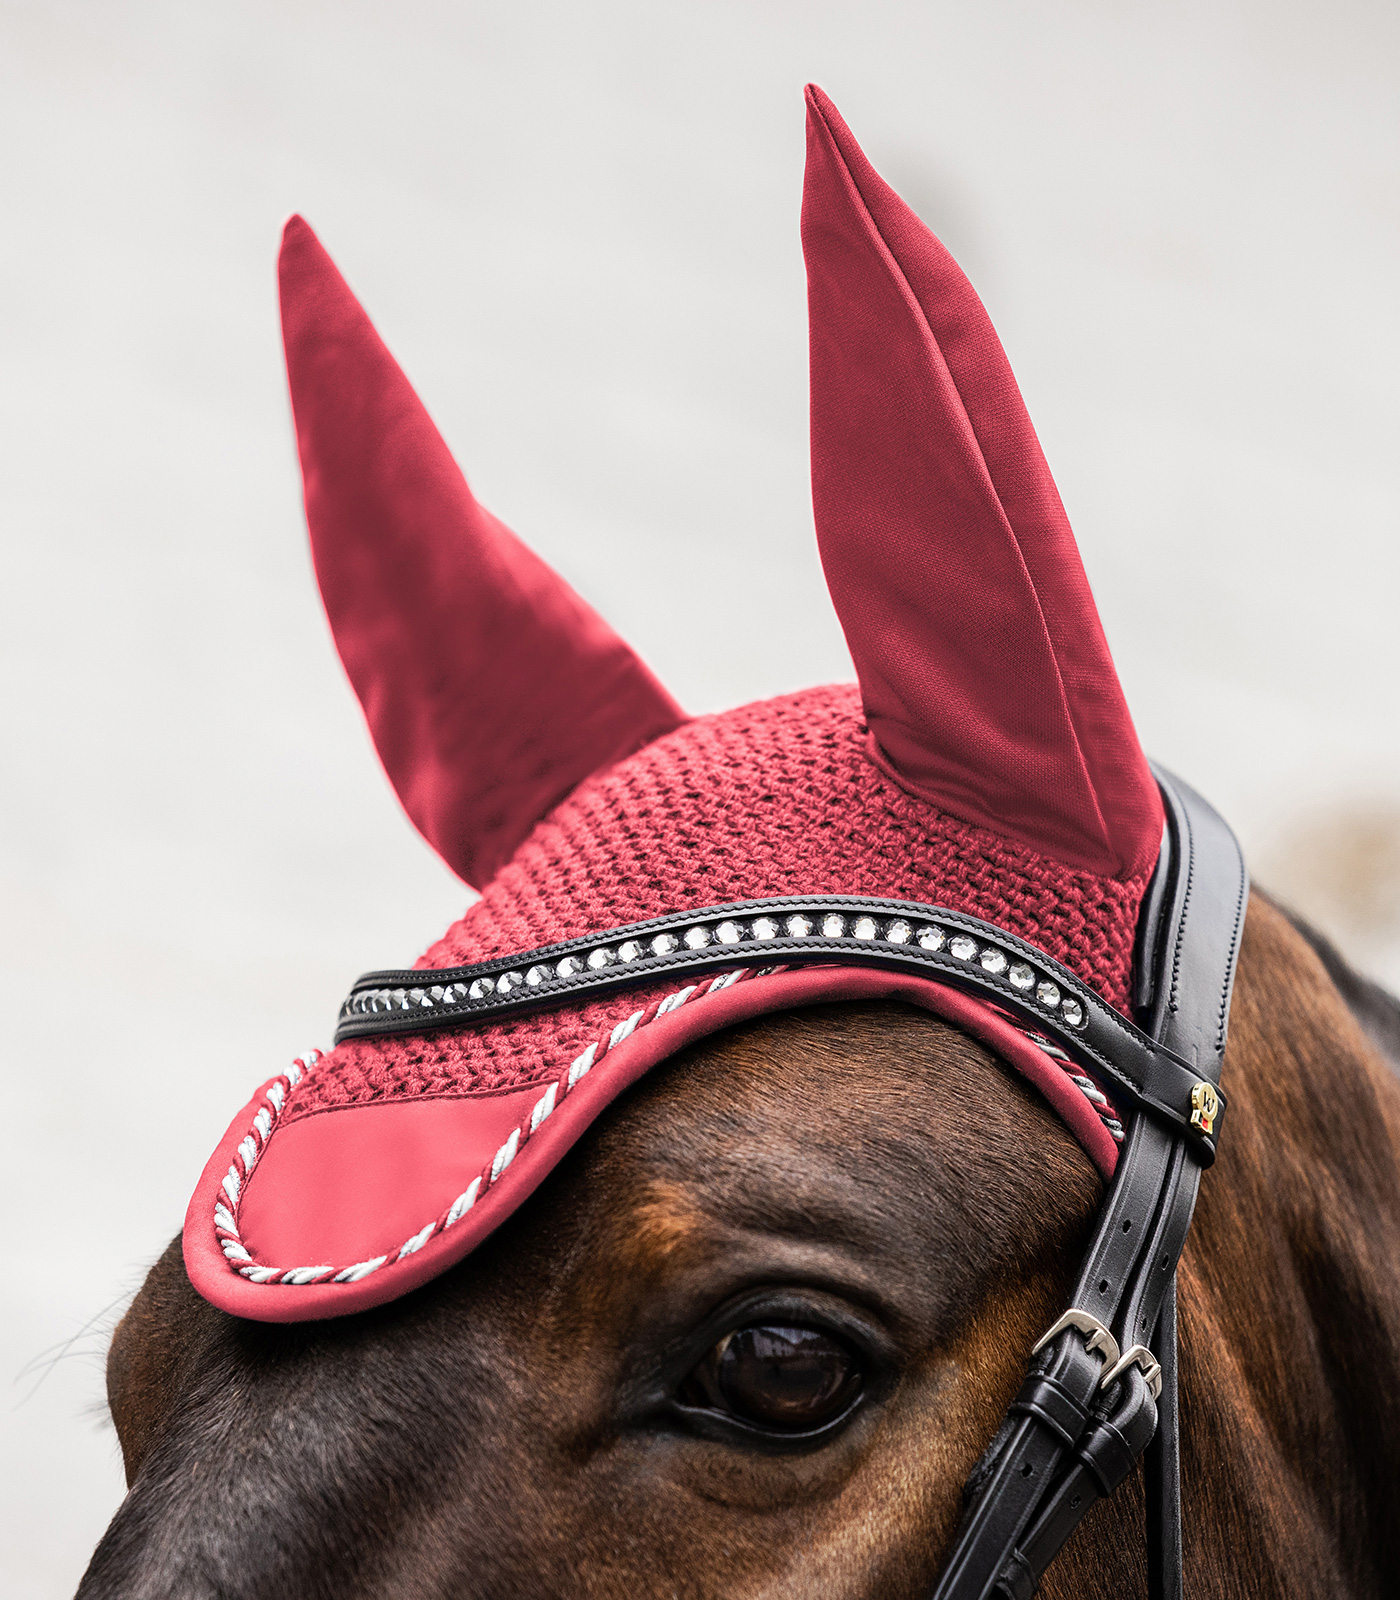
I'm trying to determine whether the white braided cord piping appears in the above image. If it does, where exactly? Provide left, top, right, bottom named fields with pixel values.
left=215, top=967, right=1125, bottom=1288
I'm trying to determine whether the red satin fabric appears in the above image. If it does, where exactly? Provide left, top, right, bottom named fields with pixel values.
left=183, top=90, right=1166, bottom=1329
left=279, top=218, right=687, bottom=888
left=802, top=86, right=1162, bottom=880
left=237, top=1088, right=542, bottom=1266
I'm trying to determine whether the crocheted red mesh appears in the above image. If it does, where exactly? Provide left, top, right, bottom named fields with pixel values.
left=288, top=685, right=1150, bottom=1124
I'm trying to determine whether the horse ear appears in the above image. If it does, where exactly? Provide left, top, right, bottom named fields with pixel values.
left=278, top=217, right=687, bottom=888
left=801, top=87, right=1162, bottom=880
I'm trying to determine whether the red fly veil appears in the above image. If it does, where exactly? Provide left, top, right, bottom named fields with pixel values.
left=186, top=88, right=1163, bottom=1321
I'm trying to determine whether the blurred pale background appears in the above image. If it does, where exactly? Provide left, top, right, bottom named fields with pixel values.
left=2, top=1, right=1396, bottom=1592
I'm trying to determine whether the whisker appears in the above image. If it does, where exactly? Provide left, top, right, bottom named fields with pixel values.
left=12, top=1293, right=130, bottom=1408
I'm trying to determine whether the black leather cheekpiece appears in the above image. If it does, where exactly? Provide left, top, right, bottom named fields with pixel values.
left=926, top=767, right=1247, bottom=1600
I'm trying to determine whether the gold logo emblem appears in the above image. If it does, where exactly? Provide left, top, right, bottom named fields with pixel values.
left=1189, top=1080, right=1220, bottom=1137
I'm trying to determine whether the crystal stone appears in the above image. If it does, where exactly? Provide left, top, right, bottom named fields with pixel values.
left=450, top=984, right=469, bottom=1002
left=1036, top=980, right=1061, bottom=1008
left=979, top=949, right=1008, bottom=976
left=715, top=921, right=744, bottom=945
left=410, top=989, right=431, bottom=1006
left=918, top=926, right=945, bottom=951
left=587, top=947, right=614, bottom=969
left=1008, top=963, right=1035, bottom=991
left=885, top=920, right=912, bottom=943
left=822, top=913, right=846, bottom=938
left=852, top=916, right=878, bottom=940
left=616, top=940, right=644, bottom=962
left=525, top=966, right=550, bottom=987
left=650, top=932, right=679, bottom=957
left=751, top=917, right=779, bottom=940
left=786, top=914, right=813, bottom=938
left=468, top=978, right=494, bottom=1001
left=1061, top=998, right=1085, bottom=1028
left=684, top=925, right=711, bottom=949
left=556, top=955, right=582, bottom=978
left=430, top=986, right=446, bottom=1002
left=496, top=971, right=523, bottom=994
left=949, top=935, right=978, bottom=961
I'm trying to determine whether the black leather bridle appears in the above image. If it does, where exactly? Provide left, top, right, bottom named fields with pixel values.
left=335, top=765, right=1246, bottom=1599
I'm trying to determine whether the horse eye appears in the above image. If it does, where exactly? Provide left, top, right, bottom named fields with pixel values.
left=680, top=1323, right=864, bottom=1432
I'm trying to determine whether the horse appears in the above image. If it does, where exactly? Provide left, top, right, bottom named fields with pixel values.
left=75, top=87, right=1400, bottom=1598
left=77, top=902, right=1400, bottom=1597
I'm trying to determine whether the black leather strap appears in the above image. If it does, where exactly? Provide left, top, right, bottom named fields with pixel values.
left=1139, top=765, right=1245, bottom=1600
left=934, top=1332, right=1112, bottom=1597
left=1000, top=1366, right=1162, bottom=1598
left=928, top=768, right=1246, bottom=1600
left=930, top=1111, right=1180, bottom=1598
left=1147, top=765, right=1248, bottom=1078
left=1145, top=1280, right=1183, bottom=1600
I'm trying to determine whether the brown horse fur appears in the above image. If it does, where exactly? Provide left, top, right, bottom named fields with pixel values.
left=78, top=894, right=1400, bottom=1598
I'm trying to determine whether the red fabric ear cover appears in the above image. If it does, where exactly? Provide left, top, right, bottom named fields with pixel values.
left=279, top=217, right=688, bottom=888
left=802, top=86, right=1162, bottom=881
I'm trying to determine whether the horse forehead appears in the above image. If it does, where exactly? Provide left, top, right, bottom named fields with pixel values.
left=562, top=1003, right=1073, bottom=1268
left=600, top=1003, right=960, bottom=1164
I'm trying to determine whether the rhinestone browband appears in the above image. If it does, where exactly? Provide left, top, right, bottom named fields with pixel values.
left=334, top=895, right=1224, bottom=1158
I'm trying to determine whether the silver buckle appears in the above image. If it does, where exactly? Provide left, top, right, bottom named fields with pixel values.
left=1099, top=1344, right=1163, bottom=1401
left=1031, top=1309, right=1121, bottom=1372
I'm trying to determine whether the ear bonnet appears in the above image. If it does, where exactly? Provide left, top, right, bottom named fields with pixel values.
left=186, top=89, right=1247, bottom=1598
left=188, top=91, right=1233, bottom=1326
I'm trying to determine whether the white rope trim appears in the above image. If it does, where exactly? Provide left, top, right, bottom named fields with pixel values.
left=444, top=1178, right=481, bottom=1226
left=1020, top=1030, right=1126, bottom=1144
left=529, top=1082, right=558, bottom=1133
left=397, top=1222, right=436, bottom=1259
left=333, top=1255, right=388, bottom=1284
left=281, top=1265, right=334, bottom=1285
left=489, top=1128, right=520, bottom=1182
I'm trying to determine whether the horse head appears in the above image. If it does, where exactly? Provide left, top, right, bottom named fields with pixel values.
left=77, top=87, right=1400, bottom=1599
